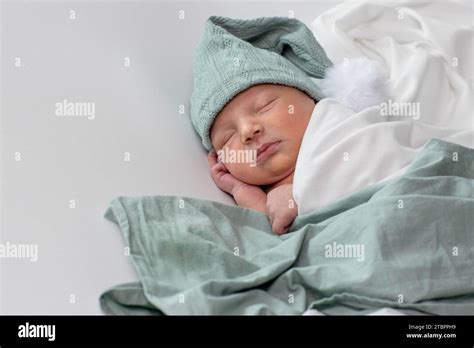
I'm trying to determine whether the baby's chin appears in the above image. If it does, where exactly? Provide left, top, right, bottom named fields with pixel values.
left=231, top=163, right=294, bottom=186
left=238, top=175, right=282, bottom=186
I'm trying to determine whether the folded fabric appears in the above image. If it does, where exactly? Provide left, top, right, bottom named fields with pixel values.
left=100, top=139, right=474, bottom=315
left=295, top=0, right=474, bottom=215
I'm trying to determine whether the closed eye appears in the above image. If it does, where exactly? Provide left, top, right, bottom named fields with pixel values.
left=222, top=131, right=235, bottom=146
left=257, top=98, right=277, bottom=114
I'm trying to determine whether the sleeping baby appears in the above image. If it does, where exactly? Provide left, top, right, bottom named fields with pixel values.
left=190, top=16, right=382, bottom=234
left=207, top=83, right=316, bottom=234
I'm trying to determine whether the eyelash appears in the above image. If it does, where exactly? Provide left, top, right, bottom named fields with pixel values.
left=257, top=98, right=277, bottom=113
left=223, top=132, right=234, bottom=145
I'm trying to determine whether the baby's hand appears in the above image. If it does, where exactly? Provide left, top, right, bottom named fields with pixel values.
left=208, top=151, right=249, bottom=196
left=265, top=184, right=298, bottom=235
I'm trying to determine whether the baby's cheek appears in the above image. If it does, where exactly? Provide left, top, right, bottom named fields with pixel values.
left=236, top=162, right=270, bottom=185
left=228, top=162, right=253, bottom=180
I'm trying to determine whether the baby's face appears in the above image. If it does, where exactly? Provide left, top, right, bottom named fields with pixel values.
left=210, top=84, right=315, bottom=186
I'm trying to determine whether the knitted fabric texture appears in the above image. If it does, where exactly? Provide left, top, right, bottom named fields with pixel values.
left=190, top=16, right=333, bottom=151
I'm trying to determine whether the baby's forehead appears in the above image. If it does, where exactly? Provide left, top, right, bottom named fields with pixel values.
left=232, top=84, right=285, bottom=107
left=218, top=85, right=273, bottom=116
left=246, top=83, right=285, bottom=97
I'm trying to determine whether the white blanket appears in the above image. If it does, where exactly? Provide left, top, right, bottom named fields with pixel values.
left=294, top=1, right=474, bottom=215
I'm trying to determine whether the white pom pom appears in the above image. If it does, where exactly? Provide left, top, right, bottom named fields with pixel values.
left=321, top=57, right=389, bottom=112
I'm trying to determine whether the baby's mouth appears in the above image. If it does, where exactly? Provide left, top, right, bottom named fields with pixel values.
left=256, top=141, right=281, bottom=163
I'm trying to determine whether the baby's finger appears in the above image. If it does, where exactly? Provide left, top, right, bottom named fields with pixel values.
left=211, top=162, right=227, bottom=177
left=266, top=211, right=275, bottom=227
left=272, top=218, right=288, bottom=235
left=219, top=161, right=229, bottom=172
left=208, top=151, right=218, bottom=167
left=218, top=158, right=231, bottom=172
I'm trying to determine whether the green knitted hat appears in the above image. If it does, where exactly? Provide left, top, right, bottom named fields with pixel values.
left=190, top=16, right=334, bottom=151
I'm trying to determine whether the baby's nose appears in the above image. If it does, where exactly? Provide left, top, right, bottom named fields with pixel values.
left=243, top=128, right=261, bottom=144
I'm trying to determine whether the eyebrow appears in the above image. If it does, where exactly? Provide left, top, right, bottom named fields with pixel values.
left=254, top=89, right=277, bottom=109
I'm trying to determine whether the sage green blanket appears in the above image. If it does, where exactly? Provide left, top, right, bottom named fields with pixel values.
left=100, top=139, right=474, bottom=315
